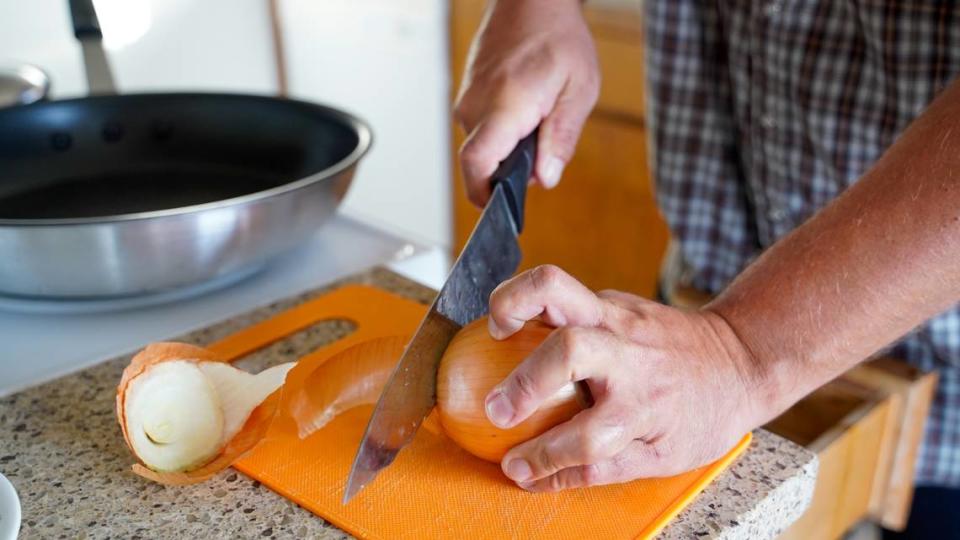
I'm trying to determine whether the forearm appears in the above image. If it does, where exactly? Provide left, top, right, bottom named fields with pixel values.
left=708, top=78, right=960, bottom=425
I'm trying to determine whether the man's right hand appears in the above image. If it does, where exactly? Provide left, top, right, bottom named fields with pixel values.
left=454, top=0, right=600, bottom=206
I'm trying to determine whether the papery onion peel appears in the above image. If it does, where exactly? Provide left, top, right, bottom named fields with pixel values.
left=289, top=335, right=409, bottom=439
left=116, top=342, right=293, bottom=484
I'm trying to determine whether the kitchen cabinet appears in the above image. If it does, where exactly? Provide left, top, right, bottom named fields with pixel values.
left=449, top=0, right=668, bottom=298
left=451, top=2, right=937, bottom=538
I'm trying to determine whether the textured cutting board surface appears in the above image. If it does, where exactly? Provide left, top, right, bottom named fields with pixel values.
left=204, top=284, right=751, bottom=540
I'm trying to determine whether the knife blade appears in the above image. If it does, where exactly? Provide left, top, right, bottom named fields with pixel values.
left=343, top=131, right=538, bottom=503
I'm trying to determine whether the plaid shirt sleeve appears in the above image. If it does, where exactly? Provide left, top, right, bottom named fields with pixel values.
left=645, top=0, right=960, bottom=487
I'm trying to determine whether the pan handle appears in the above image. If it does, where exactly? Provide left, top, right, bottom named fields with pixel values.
left=68, top=0, right=103, bottom=40
left=67, top=0, right=117, bottom=95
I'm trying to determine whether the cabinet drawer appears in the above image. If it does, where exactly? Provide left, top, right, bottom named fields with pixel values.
left=770, top=377, right=893, bottom=539
left=774, top=359, right=937, bottom=538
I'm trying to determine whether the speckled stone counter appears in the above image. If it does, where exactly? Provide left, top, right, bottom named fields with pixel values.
left=0, top=267, right=817, bottom=539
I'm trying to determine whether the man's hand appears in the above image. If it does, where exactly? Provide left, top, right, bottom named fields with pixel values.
left=454, top=0, right=600, bottom=206
left=482, top=265, right=761, bottom=492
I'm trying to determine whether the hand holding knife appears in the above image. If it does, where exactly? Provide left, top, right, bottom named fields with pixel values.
left=343, top=130, right=538, bottom=503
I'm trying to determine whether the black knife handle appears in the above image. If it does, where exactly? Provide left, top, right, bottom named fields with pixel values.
left=491, top=129, right=538, bottom=233
left=69, top=0, right=103, bottom=40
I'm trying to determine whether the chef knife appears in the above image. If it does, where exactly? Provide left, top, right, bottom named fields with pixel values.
left=343, top=131, right=538, bottom=503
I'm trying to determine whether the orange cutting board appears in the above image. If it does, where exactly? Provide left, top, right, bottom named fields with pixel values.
left=204, top=284, right=751, bottom=540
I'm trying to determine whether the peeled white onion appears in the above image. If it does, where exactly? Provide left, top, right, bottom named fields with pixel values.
left=121, top=354, right=294, bottom=474
left=124, top=361, right=224, bottom=472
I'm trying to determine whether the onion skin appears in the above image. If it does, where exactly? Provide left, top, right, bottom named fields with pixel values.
left=290, top=336, right=409, bottom=439
left=116, top=342, right=285, bottom=485
left=436, top=318, right=583, bottom=462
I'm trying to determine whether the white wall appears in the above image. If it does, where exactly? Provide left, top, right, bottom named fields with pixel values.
left=0, top=0, right=277, bottom=97
left=0, top=0, right=452, bottom=249
left=279, top=0, right=452, bottom=248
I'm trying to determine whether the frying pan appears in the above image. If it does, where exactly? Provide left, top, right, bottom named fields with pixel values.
left=0, top=0, right=371, bottom=300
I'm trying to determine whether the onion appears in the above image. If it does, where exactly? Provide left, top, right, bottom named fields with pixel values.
left=117, top=317, right=582, bottom=485
left=437, top=318, right=584, bottom=462
left=290, top=336, right=409, bottom=439
left=198, top=361, right=293, bottom=447
left=123, top=361, right=224, bottom=472
left=116, top=342, right=293, bottom=484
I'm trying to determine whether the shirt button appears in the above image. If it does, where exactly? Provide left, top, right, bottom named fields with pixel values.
left=768, top=208, right=787, bottom=222
left=765, top=1, right=782, bottom=16
left=760, top=114, right=776, bottom=129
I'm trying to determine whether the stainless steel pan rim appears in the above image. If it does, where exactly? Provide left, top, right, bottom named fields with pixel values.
left=0, top=92, right=373, bottom=227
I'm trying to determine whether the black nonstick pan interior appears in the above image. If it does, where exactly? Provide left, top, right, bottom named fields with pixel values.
left=0, top=93, right=362, bottom=220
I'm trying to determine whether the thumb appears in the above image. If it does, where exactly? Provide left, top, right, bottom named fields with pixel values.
left=534, top=84, right=596, bottom=189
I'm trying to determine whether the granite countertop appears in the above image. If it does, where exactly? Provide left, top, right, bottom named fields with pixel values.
left=0, top=267, right=817, bottom=539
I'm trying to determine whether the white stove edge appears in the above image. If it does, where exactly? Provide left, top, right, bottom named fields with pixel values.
left=0, top=212, right=449, bottom=398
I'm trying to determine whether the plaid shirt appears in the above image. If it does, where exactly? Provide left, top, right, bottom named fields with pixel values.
left=645, top=0, right=960, bottom=486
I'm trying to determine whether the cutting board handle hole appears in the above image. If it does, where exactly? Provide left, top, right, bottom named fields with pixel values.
left=231, top=318, right=358, bottom=372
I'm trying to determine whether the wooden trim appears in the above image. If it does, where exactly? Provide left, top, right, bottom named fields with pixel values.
left=591, top=107, right=646, bottom=128
left=842, top=359, right=939, bottom=530
left=773, top=387, right=892, bottom=540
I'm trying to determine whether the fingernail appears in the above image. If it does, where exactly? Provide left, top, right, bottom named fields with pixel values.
left=505, top=459, right=532, bottom=483
left=518, top=481, right=535, bottom=491
left=487, top=317, right=506, bottom=340
left=485, top=390, right=514, bottom=428
left=541, top=156, right=564, bottom=189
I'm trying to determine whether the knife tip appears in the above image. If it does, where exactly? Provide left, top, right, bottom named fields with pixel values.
left=342, top=462, right=372, bottom=505
left=342, top=480, right=364, bottom=505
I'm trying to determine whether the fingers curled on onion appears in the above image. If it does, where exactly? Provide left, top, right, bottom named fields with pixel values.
left=436, top=318, right=585, bottom=462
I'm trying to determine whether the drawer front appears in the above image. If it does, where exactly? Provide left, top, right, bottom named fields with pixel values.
left=669, top=284, right=938, bottom=538
left=771, top=383, right=891, bottom=539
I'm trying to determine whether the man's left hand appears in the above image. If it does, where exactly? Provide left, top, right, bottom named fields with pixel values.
left=483, top=265, right=763, bottom=491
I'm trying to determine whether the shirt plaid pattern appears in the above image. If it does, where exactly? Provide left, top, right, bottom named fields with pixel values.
left=645, top=0, right=960, bottom=486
